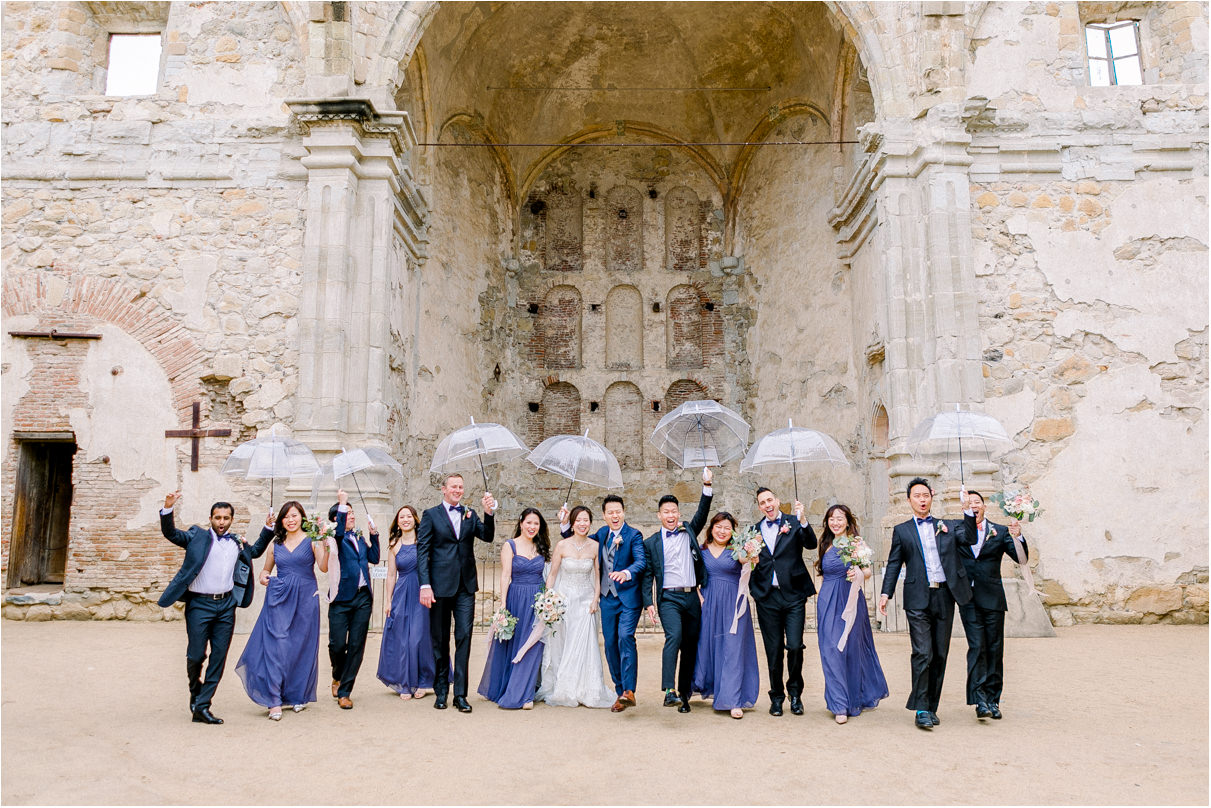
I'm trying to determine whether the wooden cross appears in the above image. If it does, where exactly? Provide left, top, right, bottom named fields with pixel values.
left=165, top=401, right=232, bottom=472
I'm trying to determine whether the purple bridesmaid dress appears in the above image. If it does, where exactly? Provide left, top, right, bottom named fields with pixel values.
left=377, top=542, right=436, bottom=695
left=692, top=546, right=760, bottom=710
left=816, top=546, right=888, bottom=716
left=477, top=540, right=546, bottom=709
left=235, top=538, right=320, bottom=708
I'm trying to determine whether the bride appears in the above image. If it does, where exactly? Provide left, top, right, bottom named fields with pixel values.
left=537, top=505, right=616, bottom=708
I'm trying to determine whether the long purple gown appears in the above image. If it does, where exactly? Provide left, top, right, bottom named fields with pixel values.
left=692, top=546, right=760, bottom=711
left=377, top=542, right=436, bottom=695
left=477, top=540, right=545, bottom=709
left=816, top=546, right=889, bottom=716
left=235, top=537, right=320, bottom=708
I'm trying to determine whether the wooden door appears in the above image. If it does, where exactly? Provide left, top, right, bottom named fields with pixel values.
left=8, top=441, right=75, bottom=587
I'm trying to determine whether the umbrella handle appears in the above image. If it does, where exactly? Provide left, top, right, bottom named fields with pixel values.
left=350, top=469, right=368, bottom=515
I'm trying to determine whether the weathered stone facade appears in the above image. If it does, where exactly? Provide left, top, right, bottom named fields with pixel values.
left=2, top=2, right=1206, bottom=625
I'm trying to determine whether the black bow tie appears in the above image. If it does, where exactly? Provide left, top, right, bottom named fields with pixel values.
left=449, top=504, right=464, bottom=513
left=216, top=533, right=236, bottom=542
left=916, top=516, right=934, bottom=525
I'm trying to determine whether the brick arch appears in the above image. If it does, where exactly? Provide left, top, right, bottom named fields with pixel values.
left=666, top=284, right=704, bottom=369
left=664, top=379, right=709, bottom=410
left=540, top=381, right=581, bottom=441
left=2, top=273, right=205, bottom=421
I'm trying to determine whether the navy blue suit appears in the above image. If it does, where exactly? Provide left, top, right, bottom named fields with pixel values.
left=748, top=513, right=817, bottom=703
left=159, top=511, right=272, bottom=712
left=593, top=522, right=646, bottom=695
left=329, top=508, right=380, bottom=698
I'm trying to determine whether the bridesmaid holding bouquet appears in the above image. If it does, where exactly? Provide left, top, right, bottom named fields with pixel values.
left=477, top=508, right=551, bottom=709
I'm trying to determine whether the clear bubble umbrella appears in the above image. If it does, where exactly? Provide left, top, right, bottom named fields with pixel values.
left=429, top=417, right=529, bottom=490
left=907, top=404, right=1012, bottom=485
left=527, top=430, right=624, bottom=506
left=221, top=425, right=319, bottom=508
left=308, top=446, right=403, bottom=514
left=649, top=399, right=751, bottom=469
left=739, top=419, right=850, bottom=502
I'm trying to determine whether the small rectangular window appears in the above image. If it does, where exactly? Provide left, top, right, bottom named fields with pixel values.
left=105, top=34, right=162, bottom=96
left=1085, top=21, right=1142, bottom=87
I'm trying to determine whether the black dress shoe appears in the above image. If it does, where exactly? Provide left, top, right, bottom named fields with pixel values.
left=192, top=707, right=223, bottom=725
left=990, top=703, right=1002, bottom=719
left=789, top=695, right=804, bottom=716
left=915, top=711, right=934, bottom=730
left=433, top=694, right=448, bottom=710
left=976, top=703, right=992, bottom=719
left=929, top=711, right=941, bottom=725
left=677, top=700, right=691, bottom=713
left=664, top=691, right=680, bottom=707
left=768, top=698, right=784, bottom=717
left=453, top=696, right=473, bottom=713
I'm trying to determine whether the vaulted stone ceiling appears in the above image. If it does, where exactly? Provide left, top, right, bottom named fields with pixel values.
left=408, top=1, right=848, bottom=182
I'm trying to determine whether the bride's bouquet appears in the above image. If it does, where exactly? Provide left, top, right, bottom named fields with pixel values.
left=533, top=588, right=568, bottom=631
left=488, top=607, right=518, bottom=642
left=991, top=487, right=1042, bottom=522
left=728, top=525, right=764, bottom=568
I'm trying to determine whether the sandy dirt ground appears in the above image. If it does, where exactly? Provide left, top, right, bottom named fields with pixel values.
left=1, top=621, right=1206, bottom=805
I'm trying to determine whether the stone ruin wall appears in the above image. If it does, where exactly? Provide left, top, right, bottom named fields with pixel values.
left=2, top=1, right=312, bottom=620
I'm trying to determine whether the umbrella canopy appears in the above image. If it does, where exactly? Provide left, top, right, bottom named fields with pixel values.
left=430, top=417, right=528, bottom=488
left=528, top=431, right=624, bottom=504
left=907, top=405, right=1012, bottom=484
left=740, top=419, right=850, bottom=501
left=649, top=399, right=750, bottom=469
left=309, top=447, right=403, bottom=513
left=221, top=427, right=319, bottom=506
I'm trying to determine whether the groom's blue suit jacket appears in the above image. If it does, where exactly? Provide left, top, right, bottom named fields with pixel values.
left=592, top=523, right=646, bottom=610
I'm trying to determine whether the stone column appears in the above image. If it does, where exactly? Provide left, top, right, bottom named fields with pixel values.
left=287, top=99, right=426, bottom=452
left=874, top=110, right=989, bottom=491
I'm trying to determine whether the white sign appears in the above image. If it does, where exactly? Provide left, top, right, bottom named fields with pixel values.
left=370, top=566, right=388, bottom=580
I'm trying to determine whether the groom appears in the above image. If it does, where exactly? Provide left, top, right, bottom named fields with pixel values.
left=417, top=473, right=495, bottom=713
left=590, top=494, right=646, bottom=712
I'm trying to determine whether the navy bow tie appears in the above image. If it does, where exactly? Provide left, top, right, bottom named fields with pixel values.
left=765, top=518, right=780, bottom=527
left=217, top=532, right=237, bottom=542
left=449, top=504, right=464, bottom=513
left=916, top=516, right=934, bottom=525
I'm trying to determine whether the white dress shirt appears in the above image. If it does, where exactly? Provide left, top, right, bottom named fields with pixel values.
left=914, top=517, right=946, bottom=584
left=162, top=507, right=238, bottom=595
left=759, top=516, right=783, bottom=587
left=661, top=527, right=694, bottom=589
left=973, top=519, right=989, bottom=558
left=337, top=504, right=366, bottom=587
left=445, top=502, right=463, bottom=537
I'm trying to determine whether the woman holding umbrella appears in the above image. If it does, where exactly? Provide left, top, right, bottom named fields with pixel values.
left=234, top=500, right=330, bottom=720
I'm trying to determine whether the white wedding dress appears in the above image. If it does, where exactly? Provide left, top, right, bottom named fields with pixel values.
left=536, top=558, right=616, bottom=708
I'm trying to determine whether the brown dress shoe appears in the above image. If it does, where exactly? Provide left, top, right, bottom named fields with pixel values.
left=620, top=690, right=636, bottom=706
left=611, top=698, right=626, bottom=712
left=331, top=680, right=340, bottom=699
left=338, top=696, right=353, bottom=709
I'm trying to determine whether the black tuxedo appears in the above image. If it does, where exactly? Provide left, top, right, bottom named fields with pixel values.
left=880, top=512, right=976, bottom=712
left=158, top=511, right=272, bottom=713
left=749, top=513, right=817, bottom=703
left=640, top=489, right=711, bottom=700
left=958, top=519, right=1027, bottom=708
left=328, top=509, right=381, bottom=699
left=417, top=502, right=495, bottom=698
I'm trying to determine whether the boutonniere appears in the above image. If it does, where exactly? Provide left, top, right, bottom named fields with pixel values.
left=462, top=509, right=473, bottom=520
left=612, top=535, right=623, bottom=549
left=937, top=521, right=949, bottom=534
left=779, top=523, right=790, bottom=535
left=987, top=526, right=997, bottom=538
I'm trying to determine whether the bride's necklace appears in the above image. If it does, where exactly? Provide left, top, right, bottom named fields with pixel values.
left=571, top=536, right=591, bottom=553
